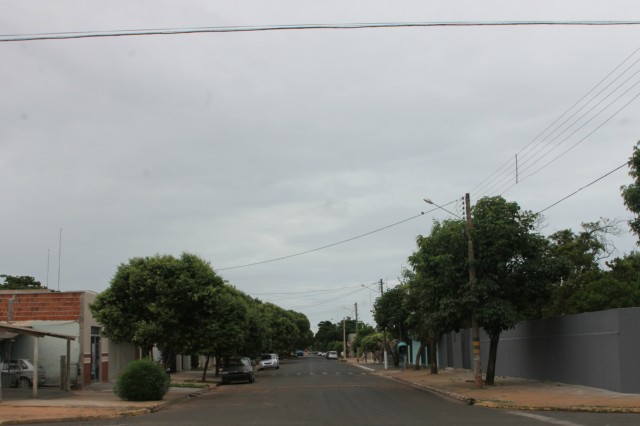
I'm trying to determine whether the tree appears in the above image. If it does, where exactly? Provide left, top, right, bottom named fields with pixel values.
left=545, top=220, right=622, bottom=317
left=90, top=253, right=225, bottom=370
left=288, top=310, right=314, bottom=351
left=373, top=285, right=410, bottom=341
left=373, top=286, right=411, bottom=366
left=313, top=321, right=340, bottom=352
left=471, top=196, right=563, bottom=385
left=0, top=275, right=45, bottom=289
left=407, top=219, right=469, bottom=373
left=194, top=284, right=250, bottom=380
left=621, top=141, right=640, bottom=242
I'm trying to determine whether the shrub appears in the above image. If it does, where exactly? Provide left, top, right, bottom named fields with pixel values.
left=115, top=358, right=170, bottom=401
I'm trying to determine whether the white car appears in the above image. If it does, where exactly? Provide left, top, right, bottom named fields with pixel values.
left=327, top=351, right=338, bottom=360
left=258, top=353, right=279, bottom=370
left=1, top=359, right=46, bottom=388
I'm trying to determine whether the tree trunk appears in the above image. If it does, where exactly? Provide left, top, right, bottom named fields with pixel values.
left=428, top=337, right=438, bottom=374
left=215, top=356, right=220, bottom=377
left=201, top=355, right=210, bottom=382
left=485, top=333, right=500, bottom=385
left=414, top=342, right=426, bottom=370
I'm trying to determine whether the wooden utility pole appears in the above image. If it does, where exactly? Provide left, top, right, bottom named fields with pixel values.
left=380, top=279, right=388, bottom=370
left=355, top=302, right=359, bottom=362
left=464, top=193, right=483, bottom=387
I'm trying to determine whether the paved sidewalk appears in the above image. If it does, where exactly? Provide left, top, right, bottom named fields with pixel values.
left=1, top=362, right=639, bottom=424
left=0, top=370, right=217, bottom=425
left=350, top=359, right=640, bottom=413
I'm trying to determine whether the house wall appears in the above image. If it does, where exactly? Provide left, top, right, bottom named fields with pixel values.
left=437, top=308, right=640, bottom=393
left=0, top=290, right=81, bottom=321
left=0, top=290, right=109, bottom=388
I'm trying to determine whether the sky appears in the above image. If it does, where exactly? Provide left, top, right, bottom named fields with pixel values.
left=2, top=1, right=640, bottom=332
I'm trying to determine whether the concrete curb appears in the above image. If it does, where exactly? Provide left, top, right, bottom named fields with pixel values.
left=0, top=386, right=212, bottom=426
left=474, top=400, right=640, bottom=413
left=383, top=375, right=476, bottom=405
left=379, top=373, right=640, bottom=413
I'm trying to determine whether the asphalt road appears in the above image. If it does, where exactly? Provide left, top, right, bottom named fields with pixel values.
left=34, top=355, right=639, bottom=426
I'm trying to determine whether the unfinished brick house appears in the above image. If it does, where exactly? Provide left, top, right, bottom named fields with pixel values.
left=0, top=289, right=109, bottom=388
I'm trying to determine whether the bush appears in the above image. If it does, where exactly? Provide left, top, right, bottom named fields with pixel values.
left=115, top=358, right=170, bottom=401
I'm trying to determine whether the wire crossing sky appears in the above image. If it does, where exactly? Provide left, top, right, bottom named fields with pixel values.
left=3, top=0, right=640, bottom=329
left=2, top=20, right=640, bottom=42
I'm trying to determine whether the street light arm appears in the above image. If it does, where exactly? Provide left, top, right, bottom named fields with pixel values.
left=423, top=198, right=462, bottom=219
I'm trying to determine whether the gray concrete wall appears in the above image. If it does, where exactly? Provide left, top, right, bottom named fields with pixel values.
left=438, top=308, right=640, bottom=393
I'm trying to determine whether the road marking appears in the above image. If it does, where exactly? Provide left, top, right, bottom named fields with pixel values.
left=508, top=411, right=585, bottom=426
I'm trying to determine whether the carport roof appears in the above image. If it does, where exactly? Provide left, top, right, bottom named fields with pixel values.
left=0, top=322, right=75, bottom=340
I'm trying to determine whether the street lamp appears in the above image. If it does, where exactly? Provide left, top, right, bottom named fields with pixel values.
left=423, top=198, right=462, bottom=219
left=424, top=194, right=483, bottom=387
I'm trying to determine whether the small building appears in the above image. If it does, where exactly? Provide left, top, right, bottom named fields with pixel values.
left=0, top=290, right=108, bottom=388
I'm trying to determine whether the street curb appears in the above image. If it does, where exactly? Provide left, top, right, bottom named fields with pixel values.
left=474, top=400, right=640, bottom=413
left=383, top=375, right=476, bottom=405
left=0, top=386, right=212, bottom=426
left=0, top=407, right=154, bottom=426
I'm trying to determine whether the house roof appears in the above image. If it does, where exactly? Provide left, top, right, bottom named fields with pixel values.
left=0, top=322, right=76, bottom=340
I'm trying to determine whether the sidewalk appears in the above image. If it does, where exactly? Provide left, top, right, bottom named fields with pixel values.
left=349, top=359, right=640, bottom=413
left=0, top=370, right=217, bottom=425
left=1, top=363, right=639, bottom=425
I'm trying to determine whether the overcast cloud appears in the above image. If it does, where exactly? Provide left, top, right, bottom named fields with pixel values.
left=2, top=1, right=640, bottom=330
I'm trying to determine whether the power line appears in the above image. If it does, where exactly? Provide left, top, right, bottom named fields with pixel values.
left=2, top=20, right=640, bottom=42
left=214, top=211, right=427, bottom=271
left=536, top=162, right=628, bottom=214
left=474, top=46, right=640, bottom=198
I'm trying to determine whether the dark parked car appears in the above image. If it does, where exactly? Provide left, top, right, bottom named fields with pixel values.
left=220, top=357, right=254, bottom=384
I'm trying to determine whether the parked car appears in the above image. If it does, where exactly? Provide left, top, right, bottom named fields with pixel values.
left=1, top=358, right=46, bottom=388
left=326, top=351, right=338, bottom=360
left=258, top=353, right=279, bottom=370
left=220, top=357, right=255, bottom=384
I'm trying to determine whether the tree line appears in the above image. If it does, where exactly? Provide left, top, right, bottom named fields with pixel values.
left=88, top=253, right=314, bottom=378
left=369, top=141, right=640, bottom=385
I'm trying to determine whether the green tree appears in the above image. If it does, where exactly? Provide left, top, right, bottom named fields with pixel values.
left=373, top=285, right=410, bottom=341
left=0, top=275, right=45, bottom=289
left=195, top=284, right=250, bottom=379
left=545, top=220, right=621, bottom=317
left=472, top=196, right=563, bottom=385
left=407, top=219, right=469, bottom=373
left=288, top=310, right=314, bottom=350
left=313, top=321, right=340, bottom=352
left=621, top=141, right=640, bottom=242
left=90, top=253, right=225, bottom=369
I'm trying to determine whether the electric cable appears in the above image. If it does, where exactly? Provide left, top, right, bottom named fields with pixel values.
left=2, top=20, right=640, bottom=42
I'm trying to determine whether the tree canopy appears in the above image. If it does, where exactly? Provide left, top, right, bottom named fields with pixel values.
left=90, top=252, right=226, bottom=367
left=621, top=140, right=640, bottom=242
left=0, top=275, right=46, bottom=289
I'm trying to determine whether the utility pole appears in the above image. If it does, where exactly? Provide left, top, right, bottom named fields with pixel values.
left=380, top=279, right=388, bottom=370
left=354, top=303, right=359, bottom=362
left=342, top=318, right=346, bottom=361
left=464, top=193, right=483, bottom=387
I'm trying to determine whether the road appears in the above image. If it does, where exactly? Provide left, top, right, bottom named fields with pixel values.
left=35, top=355, right=639, bottom=426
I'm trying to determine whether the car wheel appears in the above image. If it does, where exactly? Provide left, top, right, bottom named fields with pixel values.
left=249, top=374, right=255, bottom=383
left=276, top=365, right=279, bottom=369
left=17, top=377, right=31, bottom=388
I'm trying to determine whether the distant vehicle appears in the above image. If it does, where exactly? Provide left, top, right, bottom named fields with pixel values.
left=220, top=357, right=254, bottom=384
left=296, top=350, right=304, bottom=357
left=258, top=353, right=279, bottom=370
left=1, top=359, right=46, bottom=388
left=327, top=351, right=338, bottom=360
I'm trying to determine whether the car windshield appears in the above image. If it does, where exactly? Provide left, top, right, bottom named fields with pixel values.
left=260, top=355, right=273, bottom=360
left=227, top=359, right=245, bottom=367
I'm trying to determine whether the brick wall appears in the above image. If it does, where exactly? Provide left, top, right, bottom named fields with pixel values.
left=0, top=292, right=82, bottom=321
